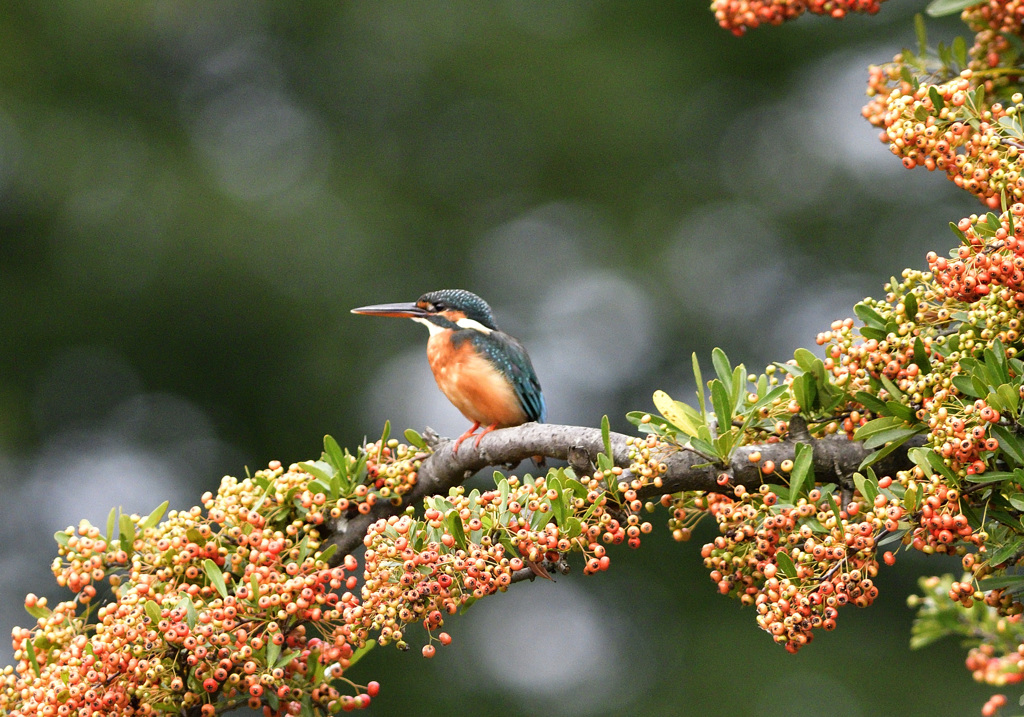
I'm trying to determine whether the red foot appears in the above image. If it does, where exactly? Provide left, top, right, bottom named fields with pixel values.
left=452, top=422, right=480, bottom=454
left=472, top=423, right=499, bottom=449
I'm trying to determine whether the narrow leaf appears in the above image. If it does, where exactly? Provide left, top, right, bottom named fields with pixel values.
left=298, top=461, right=333, bottom=484
left=119, top=514, right=136, bottom=551
left=692, top=353, right=706, bottom=418
left=601, top=415, right=613, bottom=461
left=140, top=501, right=169, bottom=531
left=106, top=507, right=117, bottom=543
left=324, top=434, right=346, bottom=470
left=789, top=442, right=813, bottom=500
left=854, top=302, right=887, bottom=329
left=912, top=337, right=931, bottom=374
left=775, top=551, right=797, bottom=579
left=825, top=491, right=844, bottom=525
left=204, top=559, right=228, bottom=599
left=267, top=639, right=281, bottom=669
left=711, top=347, right=733, bottom=398
left=710, top=379, right=733, bottom=433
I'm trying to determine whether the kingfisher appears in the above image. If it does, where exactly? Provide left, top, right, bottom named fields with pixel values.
left=352, top=289, right=546, bottom=453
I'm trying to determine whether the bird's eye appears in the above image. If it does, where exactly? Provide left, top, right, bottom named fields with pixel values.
left=433, top=301, right=446, bottom=311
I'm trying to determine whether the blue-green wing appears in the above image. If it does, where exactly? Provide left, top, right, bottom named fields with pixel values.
left=465, top=331, right=546, bottom=423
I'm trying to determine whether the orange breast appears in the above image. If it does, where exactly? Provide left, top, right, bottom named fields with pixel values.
left=426, top=333, right=528, bottom=427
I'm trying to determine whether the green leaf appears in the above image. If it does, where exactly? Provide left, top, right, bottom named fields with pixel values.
left=692, top=353, right=706, bottom=419
left=204, top=559, right=228, bottom=599
left=446, top=511, right=467, bottom=550
left=904, top=484, right=918, bottom=512
left=952, top=374, right=983, bottom=398
left=298, top=460, right=333, bottom=484
left=878, top=529, right=907, bottom=547
left=915, top=12, right=927, bottom=53
left=688, top=436, right=719, bottom=459
left=729, top=364, right=745, bottom=412
left=994, top=425, right=1024, bottom=466
left=949, top=221, right=968, bottom=244
left=601, top=415, right=613, bottom=462
left=853, top=473, right=879, bottom=506
left=379, top=420, right=391, bottom=456
left=964, top=470, right=1018, bottom=484
left=860, top=430, right=921, bottom=469
left=267, top=639, right=281, bottom=669
left=318, top=544, right=338, bottom=565
left=710, top=379, right=733, bottom=432
left=854, top=391, right=888, bottom=416
left=25, top=602, right=52, bottom=620
left=140, top=501, right=169, bottom=531
left=885, top=400, right=916, bottom=422
left=853, top=415, right=905, bottom=442
left=25, top=640, right=40, bottom=677
left=861, top=426, right=924, bottom=451
left=912, top=337, right=931, bottom=374
left=711, top=347, right=733, bottom=398
left=998, top=384, right=1020, bottom=415
left=986, top=536, right=1024, bottom=567
left=860, top=327, right=888, bottom=341
left=978, top=574, right=1024, bottom=592
left=825, top=491, right=844, bottom=525
left=792, top=373, right=816, bottom=413
left=985, top=342, right=1010, bottom=385
left=324, top=434, right=346, bottom=469
left=789, top=442, right=813, bottom=500
left=926, top=86, right=944, bottom=113
left=879, top=374, right=905, bottom=401
left=403, top=428, right=427, bottom=450
left=106, top=507, right=117, bottom=543
left=793, top=348, right=819, bottom=375
left=175, top=596, right=198, bottom=629
left=277, top=650, right=300, bottom=670
left=119, top=514, right=136, bottom=551
left=145, top=600, right=162, bottom=625
left=346, top=640, right=376, bottom=669
left=54, top=530, right=71, bottom=547
left=713, top=431, right=737, bottom=461
left=951, top=35, right=968, bottom=67
left=854, top=302, right=887, bottom=329
left=775, top=550, right=797, bottom=579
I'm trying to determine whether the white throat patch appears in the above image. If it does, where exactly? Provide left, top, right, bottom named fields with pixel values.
left=454, top=317, right=494, bottom=334
left=412, top=317, right=446, bottom=335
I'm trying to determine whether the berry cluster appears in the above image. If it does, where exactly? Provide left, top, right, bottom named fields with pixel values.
left=359, top=438, right=424, bottom=508
left=963, top=0, right=1024, bottom=80
left=352, top=455, right=660, bottom=657
left=928, top=205, right=1024, bottom=304
left=911, top=574, right=1024, bottom=712
left=1, top=461, right=377, bottom=716
left=710, top=0, right=886, bottom=36
left=688, top=481, right=888, bottom=652
left=884, top=73, right=1024, bottom=208
left=3, top=424, right=679, bottom=717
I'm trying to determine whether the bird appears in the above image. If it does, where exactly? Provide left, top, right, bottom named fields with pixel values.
left=351, top=289, right=546, bottom=453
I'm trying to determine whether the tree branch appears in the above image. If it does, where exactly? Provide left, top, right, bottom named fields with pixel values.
left=323, top=422, right=924, bottom=559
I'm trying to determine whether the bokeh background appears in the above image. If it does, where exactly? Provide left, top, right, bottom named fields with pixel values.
left=0, top=2, right=997, bottom=715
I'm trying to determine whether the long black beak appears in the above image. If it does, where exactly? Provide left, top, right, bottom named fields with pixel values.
left=350, top=301, right=429, bottom=319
